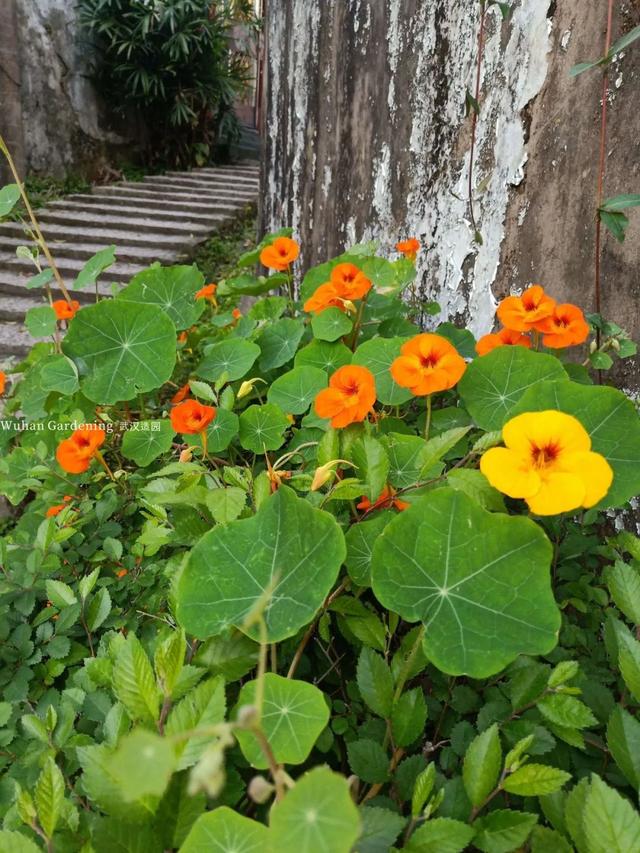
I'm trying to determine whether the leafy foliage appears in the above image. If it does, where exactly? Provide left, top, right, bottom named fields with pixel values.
left=0, top=218, right=640, bottom=852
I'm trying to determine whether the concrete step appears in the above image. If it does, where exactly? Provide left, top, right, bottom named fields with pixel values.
left=0, top=292, right=46, bottom=322
left=36, top=209, right=218, bottom=236
left=167, top=166, right=260, bottom=177
left=0, top=252, right=144, bottom=285
left=57, top=194, right=248, bottom=217
left=0, top=221, right=195, bottom=252
left=143, top=173, right=258, bottom=191
left=44, top=199, right=239, bottom=225
left=95, top=184, right=257, bottom=204
left=0, top=271, right=114, bottom=302
left=0, top=321, right=36, bottom=358
left=0, top=236, right=181, bottom=266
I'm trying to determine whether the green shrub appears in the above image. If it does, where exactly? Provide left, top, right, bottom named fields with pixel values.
left=1, top=179, right=640, bottom=850
left=78, top=0, right=260, bottom=167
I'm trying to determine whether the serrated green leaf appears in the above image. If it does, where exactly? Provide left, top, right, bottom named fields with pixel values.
left=607, top=706, right=640, bottom=790
left=607, top=561, right=640, bottom=624
left=463, top=724, right=502, bottom=807
left=112, top=633, right=160, bottom=724
left=503, top=763, right=571, bottom=796
left=391, top=687, right=428, bottom=747
left=35, top=757, right=65, bottom=839
left=405, top=818, right=475, bottom=853
left=583, top=774, right=640, bottom=853
left=205, top=487, right=246, bottom=524
left=45, top=579, right=77, bottom=608
left=357, top=646, right=394, bottom=718
left=538, top=694, right=597, bottom=730
left=347, top=738, right=390, bottom=784
left=165, top=676, right=226, bottom=770
left=473, top=809, right=538, bottom=853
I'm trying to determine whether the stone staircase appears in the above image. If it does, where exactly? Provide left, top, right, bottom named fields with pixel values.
left=0, top=163, right=260, bottom=358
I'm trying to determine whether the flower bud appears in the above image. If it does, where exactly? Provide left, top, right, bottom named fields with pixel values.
left=248, top=775, right=275, bottom=804
left=179, top=448, right=193, bottom=463
left=236, top=703, right=259, bottom=728
left=311, top=459, right=354, bottom=491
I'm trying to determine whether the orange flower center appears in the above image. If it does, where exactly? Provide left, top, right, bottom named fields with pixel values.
left=523, top=297, right=539, bottom=312
left=530, top=442, right=560, bottom=468
left=343, top=381, right=360, bottom=396
left=76, top=436, right=91, bottom=448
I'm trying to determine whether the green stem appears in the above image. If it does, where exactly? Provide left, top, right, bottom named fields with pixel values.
left=424, top=395, right=433, bottom=442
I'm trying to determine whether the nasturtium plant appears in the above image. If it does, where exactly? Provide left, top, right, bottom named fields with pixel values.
left=62, top=299, right=177, bottom=403
left=177, top=487, right=346, bottom=642
left=118, top=263, right=206, bottom=330
left=1, top=202, right=640, bottom=853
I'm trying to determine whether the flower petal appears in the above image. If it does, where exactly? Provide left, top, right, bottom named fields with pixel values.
left=560, top=451, right=613, bottom=507
left=480, top=448, right=541, bottom=498
left=526, top=472, right=586, bottom=516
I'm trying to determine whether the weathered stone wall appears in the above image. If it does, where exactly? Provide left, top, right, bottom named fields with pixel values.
left=262, top=0, right=640, bottom=386
left=1, top=0, right=133, bottom=180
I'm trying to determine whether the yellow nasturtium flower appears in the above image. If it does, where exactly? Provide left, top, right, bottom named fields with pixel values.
left=480, top=410, right=613, bottom=516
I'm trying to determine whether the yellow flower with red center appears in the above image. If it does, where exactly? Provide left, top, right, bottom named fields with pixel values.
left=390, top=333, right=466, bottom=396
left=396, top=238, right=420, bottom=262
left=497, top=285, right=556, bottom=332
left=260, top=237, right=300, bottom=271
left=475, top=328, right=532, bottom=356
left=534, top=303, right=590, bottom=349
left=480, top=410, right=613, bottom=516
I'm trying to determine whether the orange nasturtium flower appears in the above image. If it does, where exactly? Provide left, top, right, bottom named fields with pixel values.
left=232, top=308, right=242, bottom=320
left=391, top=333, right=466, bottom=396
left=46, top=503, right=67, bottom=518
left=170, top=399, right=216, bottom=434
left=304, top=281, right=348, bottom=314
left=475, top=328, right=532, bottom=356
left=116, top=569, right=128, bottom=579
left=260, top=236, right=300, bottom=271
left=56, top=427, right=106, bottom=474
left=52, top=299, right=80, bottom=321
left=480, top=410, right=613, bottom=516
left=195, top=283, right=217, bottom=301
left=497, top=285, right=556, bottom=332
left=330, top=263, right=372, bottom=300
left=171, top=383, right=191, bottom=404
left=0, top=372, right=5, bottom=395
left=534, top=303, right=590, bottom=349
left=396, top=238, right=420, bottom=261
left=358, top=485, right=409, bottom=513
left=314, top=365, right=376, bottom=428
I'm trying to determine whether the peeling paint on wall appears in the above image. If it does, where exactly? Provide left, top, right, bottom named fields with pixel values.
left=263, top=0, right=552, bottom=336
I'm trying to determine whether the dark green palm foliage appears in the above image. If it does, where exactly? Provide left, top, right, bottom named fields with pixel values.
left=79, top=0, right=259, bottom=167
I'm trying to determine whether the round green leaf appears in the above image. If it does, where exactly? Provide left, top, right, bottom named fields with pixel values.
left=183, top=408, right=240, bottom=453
left=269, top=767, right=361, bottom=853
left=311, top=307, right=353, bottom=342
left=258, top=318, right=305, bottom=370
left=26, top=305, right=57, bottom=338
left=507, top=380, right=640, bottom=509
left=181, top=807, right=268, bottom=853
left=239, top=404, right=290, bottom=453
left=267, top=367, right=327, bottom=415
left=197, top=339, right=260, bottom=382
left=352, top=337, right=413, bottom=406
left=371, top=488, right=559, bottom=677
left=40, top=355, right=79, bottom=395
left=176, top=486, right=346, bottom=642
left=234, top=673, right=329, bottom=768
left=295, top=339, right=352, bottom=374
left=121, top=420, right=175, bottom=467
left=345, top=512, right=394, bottom=587
left=117, top=264, right=205, bottom=330
left=62, top=300, right=177, bottom=404
left=457, top=346, right=568, bottom=431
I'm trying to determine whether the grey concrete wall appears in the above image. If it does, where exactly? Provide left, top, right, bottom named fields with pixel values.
left=1, top=0, right=132, bottom=180
left=262, top=0, right=640, bottom=387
